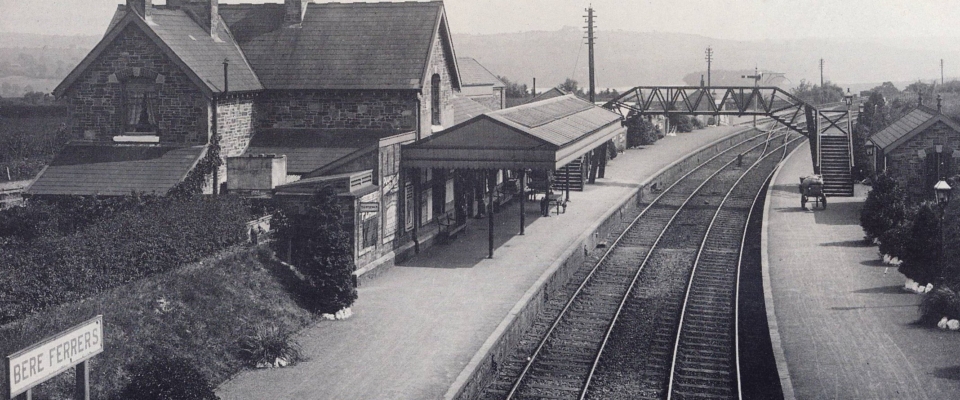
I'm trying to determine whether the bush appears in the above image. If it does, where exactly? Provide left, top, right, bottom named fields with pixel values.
left=920, top=285, right=960, bottom=325
left=627, top=116, right=660, bottom=147
left=237, top=323, right=303, bottom=368
left=690, top=116, right=705, bottom=130
left=0, top=195, right=251, bottom=323
left=707, top=116, right=716, bottom=126
left=670, top=114, right=695, bottom=133
left=272, top=188, right=357, bottom=313
left=899, top=202, right=942, bottom=285
left=878, top=220, right=910, bottom=262
left=120, top=355, right=219, bottom=400
left=860, top=172, right=906, bottom=241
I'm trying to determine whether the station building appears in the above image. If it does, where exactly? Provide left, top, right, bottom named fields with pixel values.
left=29, top=0, right=621, bottom=278
left=868, top=101, right=960, bottom=200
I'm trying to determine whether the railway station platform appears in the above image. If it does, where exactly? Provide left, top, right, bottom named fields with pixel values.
left=764, top=142, right=960, bottom=399
left=216, top=125, right=752, bottom=400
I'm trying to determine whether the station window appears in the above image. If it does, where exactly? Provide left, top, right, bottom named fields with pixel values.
left=123, top=78, right=159, bottom=133
left=431, top=74, right=441, bottom=125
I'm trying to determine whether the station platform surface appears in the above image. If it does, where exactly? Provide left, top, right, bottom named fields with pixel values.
left=765, top=142, right=960, bottom=399
left=216, top=125, right=751, bottom=399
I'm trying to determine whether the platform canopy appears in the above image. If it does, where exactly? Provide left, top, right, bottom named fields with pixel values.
left=402, top=94, right=625, bottom=170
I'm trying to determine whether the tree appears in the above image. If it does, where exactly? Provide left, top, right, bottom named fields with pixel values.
left=558, top=78, right=585, bottom=97
left=899, top=202, right=943, bottom=285
left=869, top=81, right=899, bottom=99
left=498, top=75, right=529, bottom=98
left=860, top=172, right=907, bottom=242
left=272, top=187, right=357, bottom=313
left=791, top=79, right=845, bottom=105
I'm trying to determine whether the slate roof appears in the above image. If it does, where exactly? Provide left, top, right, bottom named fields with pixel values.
left=146, top=8, right=261, bottom=92
left=869, top=105, right=960, bottom=151
left=26, top=143, right=206, bottom=196
left=450, top=95, right=492, bottom=125
left=457, top=57, right=503, bottom=87
left=243, top=129, right=394, bottom=174
left=57, top=7, right=261, bottom=97
left=220, top=1, right=460, bottom=90
left=526, top=87, right=569, bottom=104
left=490, top=94, right=619, bottom=147
left=403, top=94, right=625, bottom=170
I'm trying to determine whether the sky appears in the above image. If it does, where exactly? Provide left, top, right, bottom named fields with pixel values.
left=0, top=0, right=959, bottom=40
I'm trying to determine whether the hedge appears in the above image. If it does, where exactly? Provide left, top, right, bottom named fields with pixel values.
left=0, top=195, right=251, bottom=323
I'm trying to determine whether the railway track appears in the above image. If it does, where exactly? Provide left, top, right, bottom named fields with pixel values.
left=664, top=132, right=801, bottom=400
left=478, top=129, right=797, bottom=400
left=584, top=133, right=804, bottom=399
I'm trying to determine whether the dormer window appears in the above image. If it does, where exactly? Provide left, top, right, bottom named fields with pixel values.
left=123, top=78, right=159, bottom=134
left=431, top=74, right=441, bottom=125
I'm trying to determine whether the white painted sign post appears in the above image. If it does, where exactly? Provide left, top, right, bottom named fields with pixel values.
left=6, top=315, right=103, bottom=400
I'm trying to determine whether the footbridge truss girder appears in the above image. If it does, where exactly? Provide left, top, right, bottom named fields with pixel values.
left=603, top=86, right=859, bottom=196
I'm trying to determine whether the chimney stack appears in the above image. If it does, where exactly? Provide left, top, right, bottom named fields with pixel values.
left=127, top=0, right=153, bottom=18
left=169, top=0, right=219, bottom=38
left=285, top=0, right=309, bottom=25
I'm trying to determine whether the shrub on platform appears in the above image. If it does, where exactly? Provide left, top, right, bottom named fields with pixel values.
left=860, top=172, right=907, bottom=242
left=898, top=202, right=942, bottom=286
left=120, top=355, right=219, bottom=400
left=627, top=116, right=661, bottom=147
left=237, top=323, right=303, bottom=368
left=920, top=285, right=960, bottom=325
left=271, top=188, right=357, bottom=314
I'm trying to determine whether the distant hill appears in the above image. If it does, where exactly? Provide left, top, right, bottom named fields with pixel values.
left=453, top=27, right=959, bottom=93
left=0, top=33, right=100, bottom=97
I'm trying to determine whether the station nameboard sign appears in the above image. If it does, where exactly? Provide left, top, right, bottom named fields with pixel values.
left=6, top=315, right=103, bottom=397
left=359, top=202, right=379, bottom=213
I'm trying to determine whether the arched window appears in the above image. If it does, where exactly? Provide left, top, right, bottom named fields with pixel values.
left=431, top=74, right=441, bottom=125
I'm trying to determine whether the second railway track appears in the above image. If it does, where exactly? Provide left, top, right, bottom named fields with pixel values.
left=478, top=127, right=804, bottom=400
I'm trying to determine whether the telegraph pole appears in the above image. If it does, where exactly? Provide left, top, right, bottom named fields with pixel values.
left=586, top=6, right=596, bottom=103
left=705, top=46, right=713, bottom=89
left=819, top=58, right=824, bottom=87
left=942, top=59, right=945, bottom=85
left=584, top=5, right=603, bottom=181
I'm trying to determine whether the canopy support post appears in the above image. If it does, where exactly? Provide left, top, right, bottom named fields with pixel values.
left=519, top=169, right=526, bottom=235
left=565, top=164, right=571, bottom=202
left=488, top=169, right=495, bottom=258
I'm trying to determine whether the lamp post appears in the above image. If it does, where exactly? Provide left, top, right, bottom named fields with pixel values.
left=935, top=180, right=952, bottom=283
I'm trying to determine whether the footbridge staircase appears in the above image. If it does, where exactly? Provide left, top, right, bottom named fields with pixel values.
left=603, top=86, right=857, bottom=196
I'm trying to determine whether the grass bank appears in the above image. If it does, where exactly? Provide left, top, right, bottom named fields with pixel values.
left=0, top=245, right=317, bottom=400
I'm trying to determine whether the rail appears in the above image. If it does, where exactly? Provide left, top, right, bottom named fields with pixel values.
left=503, top=130, right=776, bottom=399
left=665, top=129, right=804, bottom=399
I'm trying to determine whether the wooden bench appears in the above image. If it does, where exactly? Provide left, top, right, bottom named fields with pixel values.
left=435, top=213, right=458, bottom=244
left=541, top=193, right=566, bottom=216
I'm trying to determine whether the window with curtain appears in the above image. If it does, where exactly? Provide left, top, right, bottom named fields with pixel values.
left=123, top=79, right=158, bottom=133
left=431, top=74, right=441, bottom=125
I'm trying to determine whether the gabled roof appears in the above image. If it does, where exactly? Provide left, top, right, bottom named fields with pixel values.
left=55, top=7, right=261, bottom=98
left=450, top=95, right=493, bottom=125
left=526, top=87, right=569, bottom=104
left=220, top=1, right=460, bottom=90
left=403, top=95, right=624, bottom=170
left=26, top=143, right=207, bottom=196
left=243, top=129, right=395, bottom=174
left=869, top=105, right=960, bottom=151
left=457, top=57, right=504, bottom=87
